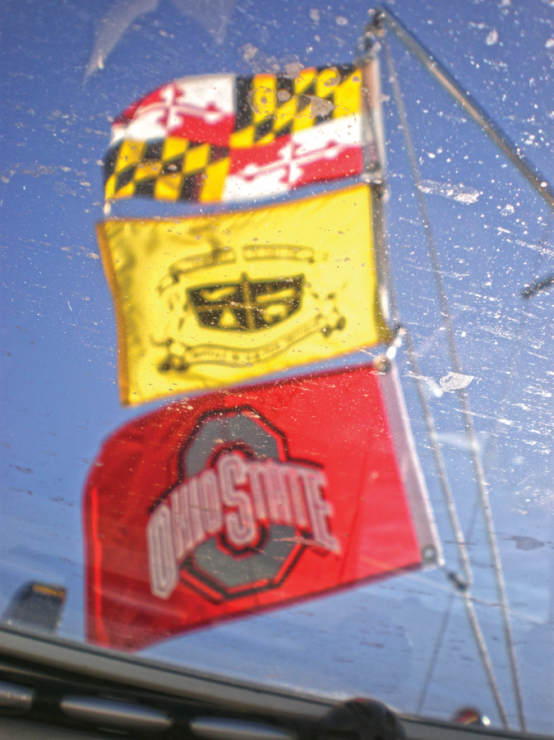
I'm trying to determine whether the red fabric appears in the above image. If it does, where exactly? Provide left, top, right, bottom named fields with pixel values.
left=228, top=134, right=363, bottom=190
left=113, top=83, right=235, bottom=147
left=84, top=365, right=421, bottom=651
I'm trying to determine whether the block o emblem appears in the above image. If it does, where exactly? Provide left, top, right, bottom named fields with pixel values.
left=178, top=408, right=306, bottom=601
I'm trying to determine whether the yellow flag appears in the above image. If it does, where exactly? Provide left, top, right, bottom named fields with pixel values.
left=97, top=184, right=390, bottom=405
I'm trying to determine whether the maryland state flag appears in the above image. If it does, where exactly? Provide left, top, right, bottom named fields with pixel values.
left=97, top=184, right=390, bottom=405
left=84, top=364, right=440, bottom=651
left=103, top=65, right=372, bottom=203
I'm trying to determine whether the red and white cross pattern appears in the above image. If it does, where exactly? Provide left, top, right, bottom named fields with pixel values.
left=111, top=75, right=235, bottom=148
left=224, top=116, right=363, bottom=200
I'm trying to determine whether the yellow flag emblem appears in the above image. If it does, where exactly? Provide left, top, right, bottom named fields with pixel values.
left=97, top=184, right=390, bottom=405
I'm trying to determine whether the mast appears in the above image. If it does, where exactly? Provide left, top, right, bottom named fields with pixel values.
left=373, top=5, right=554, bottom=216
left=361, top=12, right=530, bottom=730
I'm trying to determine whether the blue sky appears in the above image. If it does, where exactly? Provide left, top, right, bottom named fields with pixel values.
left=1, top=0, right=553, bottom=733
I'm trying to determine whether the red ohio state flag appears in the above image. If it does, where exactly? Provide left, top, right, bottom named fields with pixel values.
left=84, top=364, right=439, bottom=651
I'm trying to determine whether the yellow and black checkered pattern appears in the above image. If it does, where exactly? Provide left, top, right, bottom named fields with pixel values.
left=104, top=137, right=230, bottom=202
left=231, top=64, right=361, bottom=149
left=104, top=65, right=361, bottom=203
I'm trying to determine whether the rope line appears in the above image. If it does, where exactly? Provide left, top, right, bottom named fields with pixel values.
left=416, top=592, right=455, bottom=714
left=414, top=254, right=547, bottom=710
left=414, top=215, right=548, bottom=716
left=368, top=67, right=507, bottom=720
left=402, top=329, right=508, bottom=725
left=384, top=37, right=522, bottom=730
left=485, top=240, right=546, bottom=471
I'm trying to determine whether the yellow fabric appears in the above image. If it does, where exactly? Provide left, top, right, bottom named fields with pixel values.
left=331, top=68, right=362, bottom=118
left=154, top=172, right=183, bottom=201
left=230, top=66, right=362, bottom=149
left=200, top=157, right=231, bottom=201
left=183, top=142, right=210, bottom=173
left=251, top=74, right=277, bottom=123
left=229, top=127, right=255, bottom=148
left=107, top=138, right=230, bottom=203
left=115, top=140, right=146, bottom=172
left=134, top=160, right=162, bottom=180
left=162, top=136, right=189, bottom=160
left=97, top=184, right=389, bottom=405
left=294, top=67, right=317, bottom=94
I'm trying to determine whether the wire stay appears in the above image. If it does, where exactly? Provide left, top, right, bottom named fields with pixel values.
left=521, top=271, right=554, bottom=299
left=374, top=5, right=554, bottom=216
left=381, top=34, right=525, bottom=731
left=360, top=31, right=510, bottom=727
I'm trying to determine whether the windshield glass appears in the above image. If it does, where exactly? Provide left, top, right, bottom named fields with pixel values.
left=1, top=0, right=553, bottom=734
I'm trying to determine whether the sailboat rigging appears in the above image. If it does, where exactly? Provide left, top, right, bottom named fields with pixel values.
left=1, top=2, right=553, bottom=735
left=357, top=8, right=554, bottom=730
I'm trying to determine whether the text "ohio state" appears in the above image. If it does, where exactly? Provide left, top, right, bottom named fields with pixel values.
left=147, top=452, right=339, bottom=598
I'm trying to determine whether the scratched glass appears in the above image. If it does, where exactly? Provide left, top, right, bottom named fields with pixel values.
left=1, top=0, right=553, bottom=734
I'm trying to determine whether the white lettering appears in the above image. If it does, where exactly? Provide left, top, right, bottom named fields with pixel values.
left=246, top=461, right=268, bottom=520
left=188, top=477, right=205, bottom=547
left=279, top=465, right=308, bottom=527
left=198, top=468, right=223, bottom=534
left=146, top=504, right=179, bottom=599
left=218, top=455, right=256, bottom=547
left=147, top=454, right=340, bottom=598
left=265, top=460, right=293, bottom=524
left=301, top=470, right=340, bottom=553
left=170, top=483, right=193, bottom=560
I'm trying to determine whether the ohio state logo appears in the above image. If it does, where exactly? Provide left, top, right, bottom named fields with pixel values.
left=146, top=407, right=339, bottom=601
